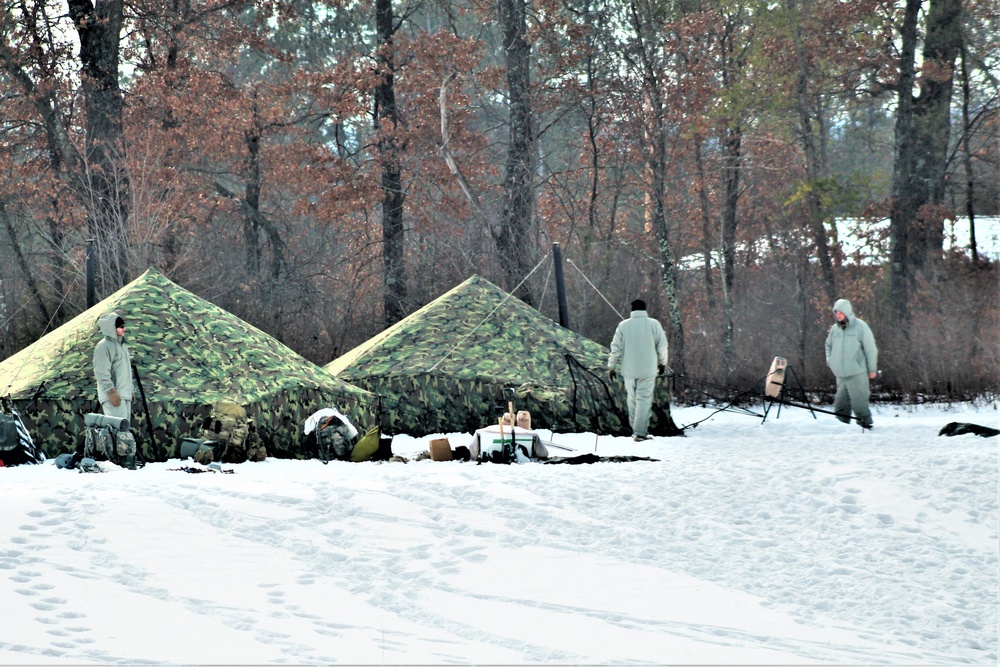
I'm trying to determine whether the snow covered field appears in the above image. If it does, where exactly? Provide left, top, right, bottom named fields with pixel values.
left=1, top=401, right=997, bottom=665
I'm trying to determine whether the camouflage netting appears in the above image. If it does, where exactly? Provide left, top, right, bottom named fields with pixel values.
left=0, top=268, right=378, bottom=461
left=326, top=275, right=681, bottom=437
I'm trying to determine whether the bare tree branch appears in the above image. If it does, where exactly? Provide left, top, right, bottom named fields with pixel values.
left=438, top=72, right=495, bottom=231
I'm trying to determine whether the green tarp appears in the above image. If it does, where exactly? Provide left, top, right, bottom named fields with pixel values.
left=326, top=275, right=681, bottom=437
left=0, top=268, right=377, bottom=461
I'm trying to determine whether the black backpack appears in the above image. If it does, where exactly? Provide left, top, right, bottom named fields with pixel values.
left=0, top=404, right=41, bottom=466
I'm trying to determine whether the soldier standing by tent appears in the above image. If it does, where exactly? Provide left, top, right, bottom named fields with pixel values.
left=607, top=299, right=670, bottom=442
left=825, top=299, right=878, bottom=429
left=93, top=312, right=134, bottom=420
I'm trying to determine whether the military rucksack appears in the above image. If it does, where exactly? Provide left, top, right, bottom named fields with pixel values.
left=315, top=414, right=356, bottom=462
left=199, top=401, right=266, bottom=463
left=82, top=413, right=137, bottom=469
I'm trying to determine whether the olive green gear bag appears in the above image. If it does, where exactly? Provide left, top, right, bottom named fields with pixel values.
left=199, top=400, right=266, bottom=463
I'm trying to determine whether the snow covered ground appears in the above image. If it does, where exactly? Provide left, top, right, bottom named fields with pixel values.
left=1, top=400, right=997, bottom=665
left=678, top=216, right=1000, bottom=270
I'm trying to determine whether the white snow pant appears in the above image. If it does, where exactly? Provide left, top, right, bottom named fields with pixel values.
left=833, top=374, right=872, bottom=427
left=624, top=376, right=656, bottom=437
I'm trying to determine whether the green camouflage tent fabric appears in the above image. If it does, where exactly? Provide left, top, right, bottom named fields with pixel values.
left=0, top=268, right=378, bottom=461
left=326, top=275, right=681, bottom=437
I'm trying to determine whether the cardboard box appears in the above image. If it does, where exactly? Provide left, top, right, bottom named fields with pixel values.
left=429, top=437, right=452, bottom=461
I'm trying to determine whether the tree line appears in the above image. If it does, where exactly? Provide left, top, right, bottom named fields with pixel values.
left=1, top=0, right=997, bottom=399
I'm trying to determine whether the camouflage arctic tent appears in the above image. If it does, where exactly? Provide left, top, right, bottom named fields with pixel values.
left=325, top=274, right=681, bottom=437
left=0, top=268, right=377, bottom=461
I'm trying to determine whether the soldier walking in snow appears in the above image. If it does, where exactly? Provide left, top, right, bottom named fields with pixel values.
left=607, top=299, right=670, bottom=442
left=825, top=299, right=878, bottom=429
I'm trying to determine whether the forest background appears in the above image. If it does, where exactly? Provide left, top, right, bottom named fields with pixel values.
left=0, top=0, right=997, bottom=401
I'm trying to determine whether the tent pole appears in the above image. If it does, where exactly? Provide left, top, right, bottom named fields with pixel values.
left=552, top=243, right=570, bottom=329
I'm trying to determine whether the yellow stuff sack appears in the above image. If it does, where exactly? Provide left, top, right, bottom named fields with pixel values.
left=351, top=427, right=381, bottom=462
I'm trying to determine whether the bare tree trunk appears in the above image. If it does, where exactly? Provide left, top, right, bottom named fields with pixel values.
left=790, top=0, right=836, bottom=306
left=581, top=3, right=601, bottom=237
left=888, top=0, right=921, bottom=327
left=245, top=105, right=263, bottom=276
left=1, top=14, right=79, bottom=325
left=586, top=94, right=600, bottom=234
left=889, top=0, right=961, bottom=325
left=720, top=126, right=741, bottom=373
left=693, top=134, right=716, bottom=309
left=497, top=0, right=536, bottom=304
left=959, top=37, right=979, bottom=264
left=0, top=199, right=51, bottom=324
left=159, top=0, right=191, bottom=271
left=375, top=0, right=407, bottom=326
left=794, top=251, right=811, bottom=378
left=627, top=0, right=686, bottom=376
left=243, top=104, right=284, bottom=285
left=650, top=155, right=686, bottom=377
left=912, top=0, right=962, bottom=263
left=712, top=4, right=753, bottom=377
left=68, top=0, right=131, bottom=293
left=439, top=74, right=493, bottom=227
left=48, top=217, right=67, bottom=324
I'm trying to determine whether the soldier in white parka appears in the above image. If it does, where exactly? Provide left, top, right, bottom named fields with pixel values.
left=93, top=312, right=134, bottom=420
left=825, top=298, right=878, bottom=429
left=607, top=299, right=670, bottom=442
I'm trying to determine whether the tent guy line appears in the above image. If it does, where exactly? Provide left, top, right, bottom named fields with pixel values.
left=427, top=254, right=548, bottom=374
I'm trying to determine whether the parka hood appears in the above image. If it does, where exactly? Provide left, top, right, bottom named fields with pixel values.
left=97, top=312, right=121, bottom=339
left=832, top=299, right=854, bottom=320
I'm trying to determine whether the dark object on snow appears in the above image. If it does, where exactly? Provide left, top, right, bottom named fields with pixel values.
left=55, top=454, right=101, bottom=472
left=55, top=452, right=82, bottom=469
left=938, top=422, right=999, bottom=438
left=0, top=401, right=42, bottom=466
left=542, top=453, right=659, bottom=464
left=168, top=465, right=235, bottom=474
